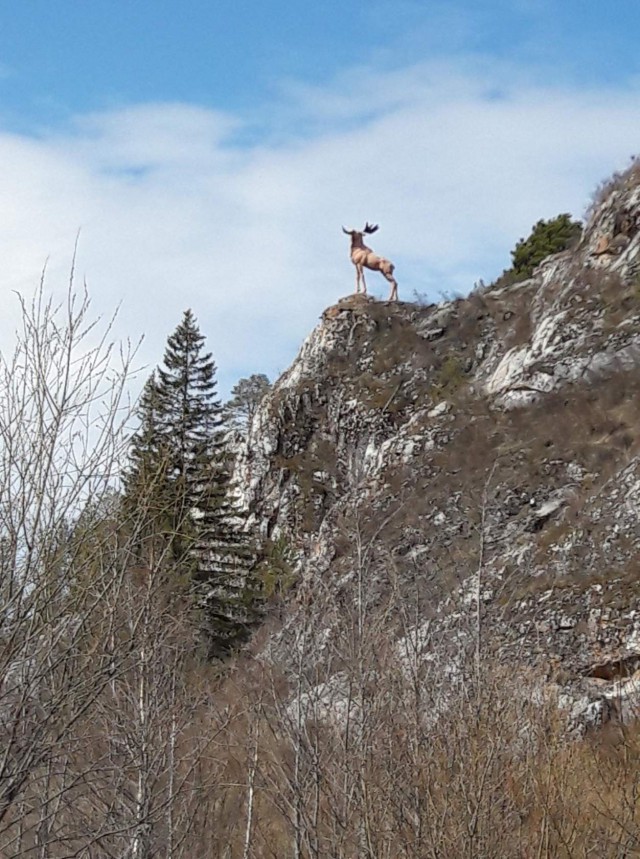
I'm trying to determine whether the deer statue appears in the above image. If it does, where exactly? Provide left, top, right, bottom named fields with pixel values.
left=342, top=222, right=398, bottom=300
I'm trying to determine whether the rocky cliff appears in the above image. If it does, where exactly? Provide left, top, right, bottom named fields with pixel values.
left=236, top=164, right=640, bottom=727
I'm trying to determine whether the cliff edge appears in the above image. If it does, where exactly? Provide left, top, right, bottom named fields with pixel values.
left=236, top=165, right=640, bottom=727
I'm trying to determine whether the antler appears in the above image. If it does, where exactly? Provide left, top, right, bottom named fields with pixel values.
left=342, top=226, right=353, bottom=234
left=363, top=222, right=379, bottom=234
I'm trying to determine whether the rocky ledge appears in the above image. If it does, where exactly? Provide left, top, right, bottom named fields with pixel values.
left=235, top=166, right=640, bottom=730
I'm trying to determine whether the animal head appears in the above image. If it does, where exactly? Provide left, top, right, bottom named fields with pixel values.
left=342, top=222, right=379, bottom=240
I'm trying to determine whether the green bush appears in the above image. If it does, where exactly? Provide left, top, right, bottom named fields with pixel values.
left=494, top=214, right=583, bottom=287
left=510, top=214, right=582, bottom=279
left=256, top=536, right=297, bottom=599
left=431, top=355, right=466, bottom=402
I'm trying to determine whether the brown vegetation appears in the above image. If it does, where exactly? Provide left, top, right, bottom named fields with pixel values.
left=586, top=155, right=640, bottom=219
left=7, top=189, right=640, bottom=854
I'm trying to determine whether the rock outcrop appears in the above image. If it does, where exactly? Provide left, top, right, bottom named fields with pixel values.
left=235, top=164, right=640, bottom=729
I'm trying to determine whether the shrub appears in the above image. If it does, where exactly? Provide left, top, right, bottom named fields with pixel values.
left=511, top=214, right=582, bottom=278
left=495, top=214, right=583, bottom=286
left=431, top=355, right=466, bottom=401
left=586, top=155, right=640, bottom=218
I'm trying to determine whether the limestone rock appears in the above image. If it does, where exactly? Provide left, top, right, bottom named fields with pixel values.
left=234, top=167, right=640, bottom=730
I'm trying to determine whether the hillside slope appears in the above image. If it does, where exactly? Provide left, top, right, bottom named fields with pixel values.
left=236, top=166, right=640, bottom=727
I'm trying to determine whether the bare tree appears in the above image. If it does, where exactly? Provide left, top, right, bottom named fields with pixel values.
left=0, top=273, right=141, bottom=849
left=0, top=273, right=238, bottom=857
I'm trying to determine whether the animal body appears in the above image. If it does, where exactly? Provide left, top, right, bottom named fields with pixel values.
left=342, top=223, right=398, bottom=301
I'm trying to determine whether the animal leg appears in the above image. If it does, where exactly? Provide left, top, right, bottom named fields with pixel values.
left=360, top=268, right=367, bottom=295
left=384, top=271, right=398, bottom=301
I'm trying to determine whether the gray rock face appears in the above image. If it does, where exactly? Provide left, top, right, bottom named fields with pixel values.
left=235, top=178, right=640, bottom=728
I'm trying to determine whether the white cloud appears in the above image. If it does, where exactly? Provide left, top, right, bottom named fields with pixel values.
left=0, top=59, right=639, bottom=396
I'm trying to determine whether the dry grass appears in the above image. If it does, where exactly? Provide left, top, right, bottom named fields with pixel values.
left=586, top=155, right=640, bottom=220
left=2, top=543, right=639, bottom=857
left=174, top=644, right=640, bottom=859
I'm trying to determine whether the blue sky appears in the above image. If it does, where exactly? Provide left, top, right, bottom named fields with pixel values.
left=4, top=2, right=640, bottom=129
left=1, top=1, right=640, bottom=394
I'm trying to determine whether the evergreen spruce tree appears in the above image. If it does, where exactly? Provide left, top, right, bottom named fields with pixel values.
left=124, top=310, right=260, bottom=656
left=123, top=372, right=179, bottom=561
left=156, top=310, right=220, bottom=488
left=125, top=373, right=165, bottom=487
left=193, top=456, right=261, bottom=656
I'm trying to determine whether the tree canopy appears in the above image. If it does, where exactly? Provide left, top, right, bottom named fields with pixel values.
left=125, top=309, right=260, bottom=656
